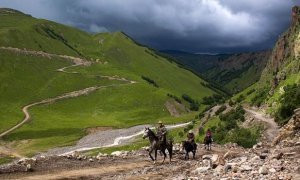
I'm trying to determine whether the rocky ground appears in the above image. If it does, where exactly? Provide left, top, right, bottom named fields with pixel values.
left=0, top=109, right=299, bottom=179
left=0, top=138, right=299, bottom=179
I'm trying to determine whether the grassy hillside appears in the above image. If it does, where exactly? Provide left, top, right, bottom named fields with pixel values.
left=0, top=8, right=218, bottom=155
left=165, top=50, right=270, bottom=94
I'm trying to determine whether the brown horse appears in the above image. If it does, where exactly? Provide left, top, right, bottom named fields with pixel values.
left=142, top=127, right=173, bottom=163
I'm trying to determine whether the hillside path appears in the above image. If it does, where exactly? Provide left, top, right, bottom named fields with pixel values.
left=0, top=47, right=137, bottom=138
left=244, top=108, right=280, bottom=142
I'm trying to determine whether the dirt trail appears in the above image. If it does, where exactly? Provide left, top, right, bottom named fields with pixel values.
left=21, top=161, right=148, bottom=180
left=244, top=108, right=280, bottom=142
left=0, top=47, right=137, bottom=138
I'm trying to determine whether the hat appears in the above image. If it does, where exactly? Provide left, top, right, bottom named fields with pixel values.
left=158, top=121, right=163, bottom=124
left=188, top=130, right=193, bottom=133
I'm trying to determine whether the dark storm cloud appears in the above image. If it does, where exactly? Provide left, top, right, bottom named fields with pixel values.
left=0, top=0, right=299, bottom=53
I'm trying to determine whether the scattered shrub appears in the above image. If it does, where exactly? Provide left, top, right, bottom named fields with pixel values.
left=250, top=88, right=269, bottom=107
left=141, top=76, right=158, bottom=87
left=202, top=94, right=225, bottom=105
left=184, top=124, right=194, bottom=132
left=215, top=105, right=227, bottom=115
left=236, top=94, right=244, bottom=103
left=246, top=89, right=256, bottom=95
left=178, top=131, right=184, bottom=137
left=167, top=93, right=182, bottom=103
left=182, top=94, right=199, bottom=111
left=275, top=84, right=300, bottom=125
left=228, top=99, right=235, bottom=106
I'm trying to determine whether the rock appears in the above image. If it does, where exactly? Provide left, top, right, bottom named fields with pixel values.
left=72, top=151, right=80, bottom=158
left=214, top=165, right=224, bottom=173
left=223, top=151, right=239, bottom=160
left=251, top=155, right=260, bottom=161
left=259, top=153, right=268, bottom=159
left=272, top=152, right=283, bottom=160
left=211, top=154, right=219, bottom=163
left=283, top=152, right=296, bottom=157
left=25, top=164, right=33, bottom=172
left=97, top=152, right=108, bottom=158
left=89, top=158, right=94, bottom=162
left=224, top=163, right=237, bottom=173
left=232, top=165, right=238, bottom=173
left=193, top=167, right=211, bottom=174
left=240, top=165, right=252, bottom=172
left=111, top=150, right=129, bottom=157
left=259, top=166, right=268, bottom=175
left=269, top=168, right=276, bottom=173
left=202, top=155, right=211, bottom=160
left=257, top=142, right=263, bottom=147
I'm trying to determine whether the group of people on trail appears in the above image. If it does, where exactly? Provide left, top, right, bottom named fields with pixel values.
left=155, top=121, right=212, bottom=147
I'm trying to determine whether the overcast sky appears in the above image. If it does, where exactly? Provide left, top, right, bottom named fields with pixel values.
left=0, top=0, right=299, bottom=53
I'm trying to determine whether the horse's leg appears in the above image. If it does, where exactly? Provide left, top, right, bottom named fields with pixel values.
left=168, top=144, right=173, bottom=162
left=154, top=149, right=157, bottom=163
left=192, top=150, right=195, bottom=159
left=162, top=149, right=167, bottom=163
left=149, top=148, right=154, bottom=162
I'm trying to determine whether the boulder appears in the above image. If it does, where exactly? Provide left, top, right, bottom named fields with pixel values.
left=193, top=166, right=211, bottom=174
left=259, top=166, right=268, bottom=175
left=223, top=151, right=239, bottom=160
left=240, top=165, right=252, bottom=172
left=269, top=168, right=276, bottom=173
left=111, top=150, right=129, bottom=157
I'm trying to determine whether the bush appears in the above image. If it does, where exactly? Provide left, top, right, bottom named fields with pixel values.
left=184, top=124, right=194, bottom=132
left=275, top=84, right=300, bottom=125
left=198, top=112, right=205, bottom=119
left=167, top=93, right=182, bottom=103
left=202, top=94, right=225, bottom=105
left=178, top=131, right=184, bottom=137
left=182, top=94, right=199, bottom=111
left=215, top=105, right=227, bottom=115
left=250, top=88, right=269, bottom=107
left=141, top=76, right=158, bottom=87
left=236, top=94, right=244, bottom=103
left=228, top=99, right=235, bottom=106
left=246, top=89, right=255, bottom=95
left=224, top=127, right=259, bottom=148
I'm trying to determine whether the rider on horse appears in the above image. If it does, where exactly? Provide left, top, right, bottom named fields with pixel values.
left=187, top=130, right=196, bottom=148
left=156, top=121, right=167, bottom=143
left=206, top=129, right=212, bottom=141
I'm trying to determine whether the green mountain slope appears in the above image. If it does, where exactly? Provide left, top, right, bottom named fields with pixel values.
left=0, top=8, right=218, bottom=155
left=163, top=50, right=270, bottom=94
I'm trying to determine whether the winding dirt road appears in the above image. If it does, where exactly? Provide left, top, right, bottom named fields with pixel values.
left=244, top=108, right=279, bottom=142
left=0, top=47, right=137, bottom=138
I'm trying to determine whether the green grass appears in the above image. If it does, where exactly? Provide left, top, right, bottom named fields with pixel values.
left=0, top=156, right=14, bottom=165
left=0, top=50, right=124, bottom=133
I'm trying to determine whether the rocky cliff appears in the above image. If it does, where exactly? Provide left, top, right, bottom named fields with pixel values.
left=259, top=6, right=300, bottom=89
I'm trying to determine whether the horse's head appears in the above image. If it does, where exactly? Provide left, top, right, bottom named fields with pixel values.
left=142, top=127, right=151, bottom=139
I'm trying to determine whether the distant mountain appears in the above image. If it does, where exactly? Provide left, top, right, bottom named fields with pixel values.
left=161, top=50, right=270, bottom=94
